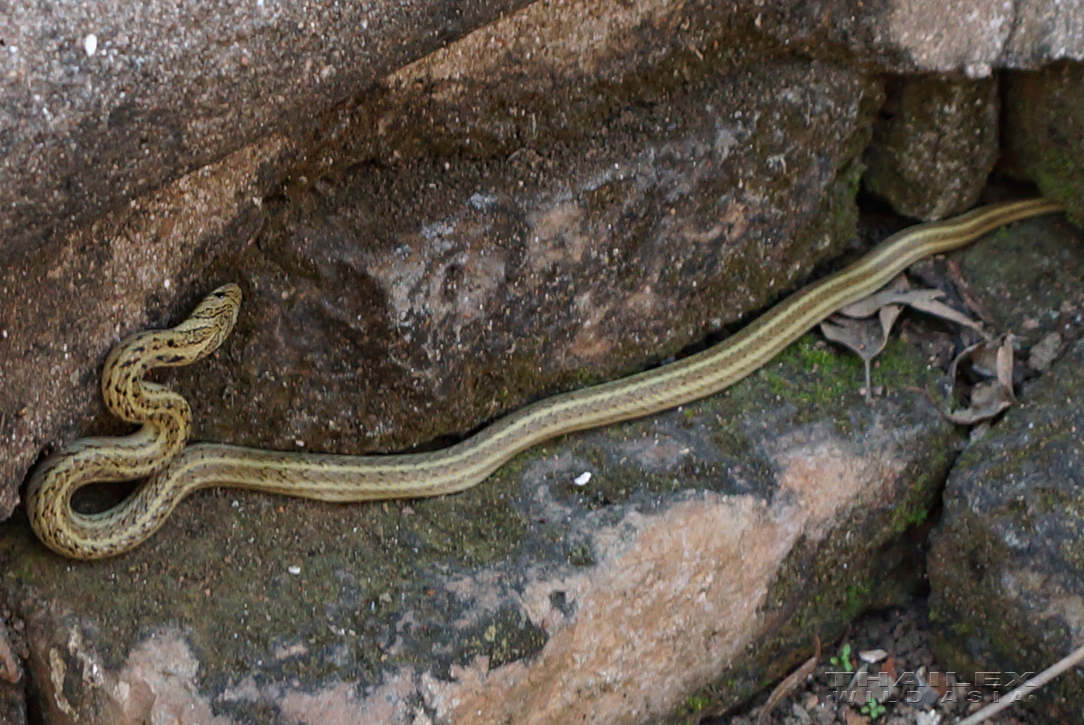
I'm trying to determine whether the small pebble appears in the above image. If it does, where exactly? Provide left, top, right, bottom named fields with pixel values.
left=859, top=648, right=887, bottom=664
left=1028, top=331, right=1062, bottom=372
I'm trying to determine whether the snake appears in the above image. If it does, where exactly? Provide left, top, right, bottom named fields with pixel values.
left=25, top=197, right=1064, bottom=559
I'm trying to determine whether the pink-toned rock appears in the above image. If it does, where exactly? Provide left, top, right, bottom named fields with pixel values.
left=11, top=342, right=958, bottom=723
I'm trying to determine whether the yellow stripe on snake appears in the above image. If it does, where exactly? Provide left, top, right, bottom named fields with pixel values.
left=26, top=198, right=1064, bottom=559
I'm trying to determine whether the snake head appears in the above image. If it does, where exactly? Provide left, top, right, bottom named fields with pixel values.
left=181, top=283, right=243, bottom=360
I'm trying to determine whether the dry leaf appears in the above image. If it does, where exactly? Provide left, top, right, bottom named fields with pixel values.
left=820, top=312, right=897, bottom=359
left=838, top=273, right=984, bottom=333
left=996, top=340, right=1014, bottom=387
left=837, top=275, right=911, bottom=318
left=959, top=339, right=1002, bottom=379
left=820, top=306, right=901, bottom=401
left=825, top=274, right=986, bottom=400
left=937, top=337, right=1017, bottom=425
left=903, top=293, right=986, bottom=334
left=841, top=287, right=984, bottom=333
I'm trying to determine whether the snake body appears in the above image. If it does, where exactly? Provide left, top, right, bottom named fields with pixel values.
left=26, top=198, right=1064, bottom=559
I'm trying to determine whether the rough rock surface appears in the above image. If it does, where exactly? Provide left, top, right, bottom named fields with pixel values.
left=6, top=212, right=1077, bottom=725
left=3, top=0, right=1079, bottom=266
left=0, top=138, right=288, bottom=518
left=220, top=60, right=871, bottom=456
left=4, top=0, right=1082, bottom=518
left=0, top=0, right=537, bottom=264
left=0, top=54, right=875, bottom=519
left=4, top=334, right=958, bottom=725
left=1003, top=62, right=1084, bottom=220
left=0, top=623, right=26, bottom=725
left=2, top=0, right=1084, bottom=722
left=928, top=218, right=1084, bottom=722
left=863, top=76, right=999, bottom=220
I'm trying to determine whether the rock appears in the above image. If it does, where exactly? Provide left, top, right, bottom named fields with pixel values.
left=3, top=333, right=959, bottom=725
left=0, top=616, right=27, bottom=725
left=927, top=222, right=1084, bottom=722
left=4, top=0, right=1082, bottom=519
left=0, top=680, right=27, bottom=725
left=1003, top=62, right=1084, bottom=222
left=0, top=57, right=875, bottom=520
left=953, top=205, right=1084, bottom=354
left=863, top=77, right=999, bottom=220
left=0, top=139, right=286, bottom=519
left=1029, top=332, right=1063, bottom=373
left=929, top=342, right=1084, bottom=723
left=212, top=60, right=873, bottom=456
left=0, top=0, right=537, bottom=265
left=4, top=0, right=1079, bottom=267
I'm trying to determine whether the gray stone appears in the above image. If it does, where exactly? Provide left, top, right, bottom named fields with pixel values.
left=0, top=55, right=875, bottom=521
left=3, top=0, right=1080, bottom=268
left=8, top=196, right=1074, bottom=725
left=1004, top=62, right=1084, bottom=223
left=953, top=208, right=1084, bottom=352
left=0, top=0, right=536, bottom=265
left=1029, top=332, right=1064, bottom=373
left=751, top=0, right=1082, bottom=75
left=928, top=219, right=1084, bottom=723
left=863, top=76, right=999, bottom=220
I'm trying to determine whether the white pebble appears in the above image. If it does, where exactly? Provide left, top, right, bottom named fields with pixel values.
left=84, top=34, right=97, bottom=57
left=573, top=471, right=592, bottom=487
left=859, top=648, right=888, bottom=664
left=288, top=565, right=301, bottom=575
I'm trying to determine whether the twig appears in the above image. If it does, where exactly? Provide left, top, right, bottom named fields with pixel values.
left=954, top=641, right=1084, bottom=725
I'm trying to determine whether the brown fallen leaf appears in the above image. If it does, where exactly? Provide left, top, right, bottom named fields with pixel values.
left=823, top=274, right=987, bottom=401
left=899, top=290, right=985, bottom=333
left=838, top=277, right=984, bottom=334
left=920, top=336, right=1017, bottom=425
left=820, top=305, right=902, bottom=401
left=953, top=337, right=1012, bottom=382
left=835, top=275, right=911, bottom=318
